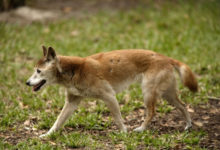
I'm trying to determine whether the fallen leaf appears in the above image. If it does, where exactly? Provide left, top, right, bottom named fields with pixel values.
left=32, top=127, right=37, bottom=131
left=45, top=109, right=51, bottom=113
left=49, top=141, right=57, bottom=145
left=115, top=143, right=125, bottom=150
left=187, top=106, right=194, bottom=113
left=194, top=121, right=203, bottom=127
left=63, top=7, right=72, bottom=13
left=87, top=101, right=97, bottom=111
left=18, top=100, right=28, bottom=109
left=202, top=116, right=210, bottom=120
left=210, top=109, right=218, bottom=113
left=24, top=127, right=30, bottom=130
left=43, top=28, right=50, bottom=33
left=139, top=109, right=144, bottom=115
left=70, top=30, right=79, bottom=36
left=123, top=93, right=130, bottom=104
left=24, top=120, right=30, bottom=126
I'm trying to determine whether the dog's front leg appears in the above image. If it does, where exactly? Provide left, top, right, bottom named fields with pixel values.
left=101, top=94, right=127, bottom=132
left=40, top=94, right=82, bottom=138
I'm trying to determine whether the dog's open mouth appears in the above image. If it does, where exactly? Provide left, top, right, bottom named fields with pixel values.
left=33, top=80, right=46, bottom=92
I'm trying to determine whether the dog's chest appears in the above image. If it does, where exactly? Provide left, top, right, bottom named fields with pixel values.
left=67, top=86, right=81, bottom=96
left=66, top=86, right=91, bottom=97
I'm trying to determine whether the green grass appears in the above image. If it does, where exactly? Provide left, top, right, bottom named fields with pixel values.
left=0, top=0, right=220, bottom=149
left=108, top=130, right=206, bottom=149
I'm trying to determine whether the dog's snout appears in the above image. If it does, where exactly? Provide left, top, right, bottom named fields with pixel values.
left=26, top=81, right=30, bottom=86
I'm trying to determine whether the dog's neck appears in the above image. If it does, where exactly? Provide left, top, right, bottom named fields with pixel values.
left=56, top=56, right=85, bottom=87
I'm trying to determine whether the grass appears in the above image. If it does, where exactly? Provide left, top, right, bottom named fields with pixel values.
left=0, top=0, right=220, bottom=149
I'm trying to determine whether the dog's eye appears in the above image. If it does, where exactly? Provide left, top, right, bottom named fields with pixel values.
left=37, top=69, right=41, bottom=73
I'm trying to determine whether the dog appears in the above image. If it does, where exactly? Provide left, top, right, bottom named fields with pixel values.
left=26, top=46, right=198, bottom=137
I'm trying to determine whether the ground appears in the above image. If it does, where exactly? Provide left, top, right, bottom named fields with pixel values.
left=0, top=0, right=220, bottom=149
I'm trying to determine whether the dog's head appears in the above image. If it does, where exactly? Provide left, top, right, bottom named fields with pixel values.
left=26, top=46, right=62, bottom=92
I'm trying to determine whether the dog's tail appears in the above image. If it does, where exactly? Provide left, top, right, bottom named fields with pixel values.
left=171, top=59, right=198, bottom=92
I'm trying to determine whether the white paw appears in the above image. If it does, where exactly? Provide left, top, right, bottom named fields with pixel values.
left=39, top=133, right=50, bottom=138
left=184, top=123, right=192, bottom=130
left=133, top=126, right=145, bottom=132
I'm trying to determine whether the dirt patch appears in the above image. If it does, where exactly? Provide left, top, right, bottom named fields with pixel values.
left=132, top=99, right=220, bottom=149
left=1, top=99, right=219, bottom=149
left=149, top=99, right=220, bottom=149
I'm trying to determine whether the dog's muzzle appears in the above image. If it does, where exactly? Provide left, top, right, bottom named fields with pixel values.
left=26, top=81, right=31, bottom=86
left=26, top=79, right=46, bottom=91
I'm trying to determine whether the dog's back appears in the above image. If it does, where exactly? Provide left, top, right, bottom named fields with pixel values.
left=86, top=50, right=197, bottom=93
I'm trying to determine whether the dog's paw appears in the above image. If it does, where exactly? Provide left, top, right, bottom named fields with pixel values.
left=39, top=133, right=50, bottom=138
left=133, top=126, right=145, bottom=132
left=184, top=123, right=192, bottom=130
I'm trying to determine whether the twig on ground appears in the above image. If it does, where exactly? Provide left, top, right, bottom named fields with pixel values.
left=207, top=96, right=220, bottom=101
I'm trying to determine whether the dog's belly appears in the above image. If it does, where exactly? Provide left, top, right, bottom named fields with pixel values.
left=67, top=86, right=96, bottom=97
left=112, top=74, right=143, bottom=93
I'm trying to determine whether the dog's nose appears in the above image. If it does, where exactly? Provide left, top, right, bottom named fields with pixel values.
left=26, top=81, right=30, bottom=86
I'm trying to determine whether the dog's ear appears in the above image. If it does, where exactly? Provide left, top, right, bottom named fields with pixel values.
left=47, top=47, right=56, bottom=60
left=42, top=45, right=47, bottom=56
left=47, top=47, right=62, bottom=72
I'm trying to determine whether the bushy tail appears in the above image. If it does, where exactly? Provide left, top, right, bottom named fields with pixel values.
left=172, top=59, right=198, bottom=92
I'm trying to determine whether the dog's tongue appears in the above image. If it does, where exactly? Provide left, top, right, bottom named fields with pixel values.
left=32, top=81, right=42, bottom=91
left=32, top=86, right=36, bottom=91
left=32, top=85, right=38, bottom=91
left=32, top=80, right=46, bottom=92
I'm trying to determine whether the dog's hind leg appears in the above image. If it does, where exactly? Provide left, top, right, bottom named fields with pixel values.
left=134, top=70, right=168, bottom=132
left=134, top=90, right=157, bottom=132
left=101, top=94, right=127, bottom=132
left=40, top=93, right=82, bottom=138
left=164, top=90, right=192, bottom=130
left=162, top=79, right=192, bottom=130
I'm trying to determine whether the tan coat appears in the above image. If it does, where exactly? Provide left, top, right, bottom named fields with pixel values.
left=30, top=47, right=197, bottom=137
